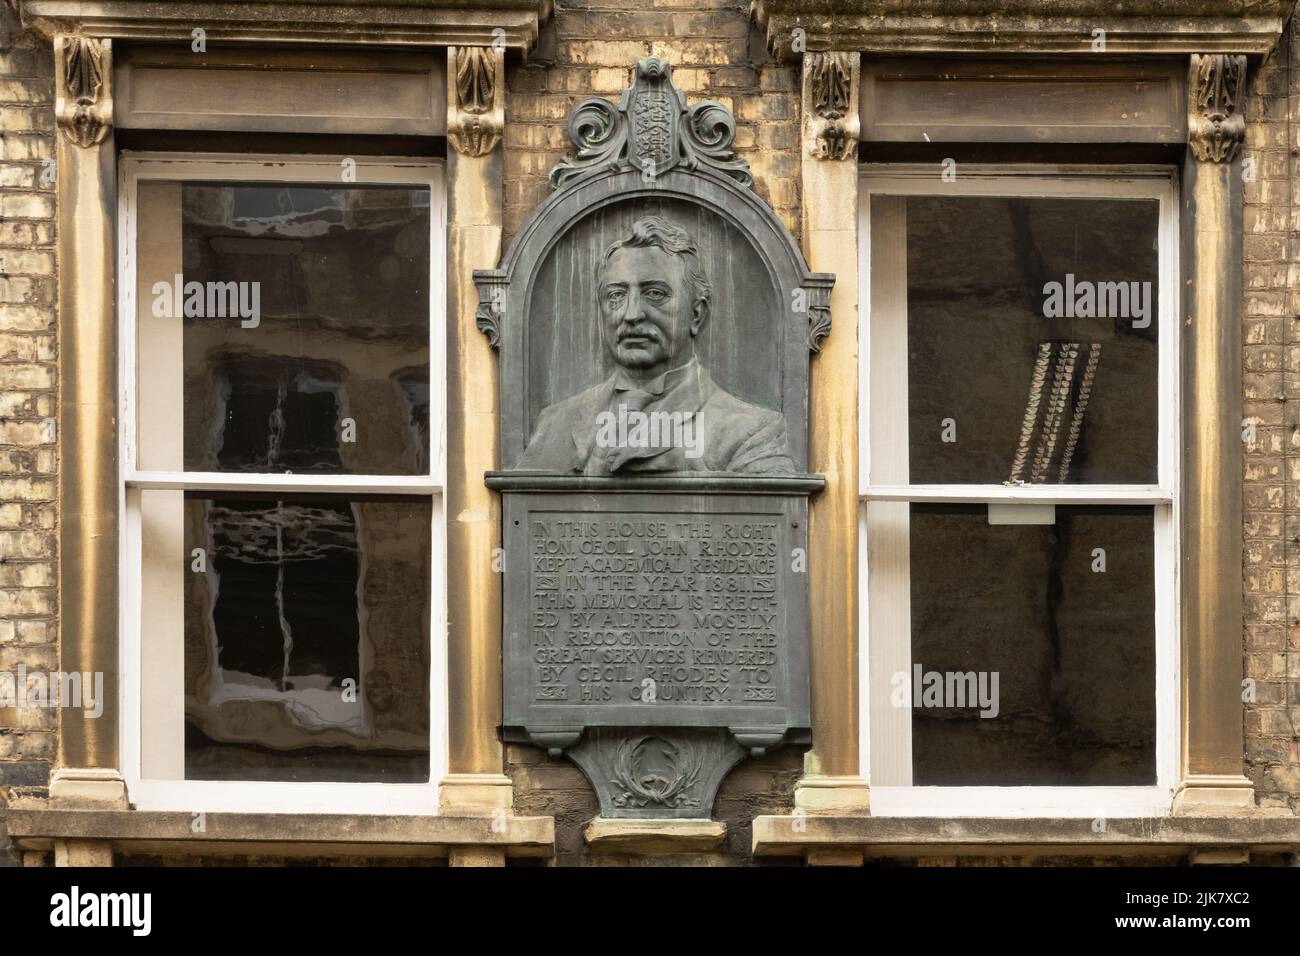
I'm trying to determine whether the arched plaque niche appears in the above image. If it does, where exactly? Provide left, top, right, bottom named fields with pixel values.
left=478, top=59, right=832, bottom=821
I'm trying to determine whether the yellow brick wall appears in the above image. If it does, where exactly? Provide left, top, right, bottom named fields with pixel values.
left=1241, top=23, right=1300, bottom=811
left=0, top=0, right=56, bottom=867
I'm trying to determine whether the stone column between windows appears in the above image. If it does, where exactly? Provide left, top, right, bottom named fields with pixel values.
left=794, top=50, right=871, bottom=815
left=50, top=34, right=126, bottom=820
left=1175, top=52, right=1255, bottom=814
left=440, top=44, right=514, bottom=840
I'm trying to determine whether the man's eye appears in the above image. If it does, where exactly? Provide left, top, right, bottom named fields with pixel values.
left=644, top=289, right=666, bottom=301
left=607, top=290, right=625, bottom=302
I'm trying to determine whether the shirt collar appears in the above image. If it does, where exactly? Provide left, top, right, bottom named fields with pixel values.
left=612, top=356, right=698, bottom=397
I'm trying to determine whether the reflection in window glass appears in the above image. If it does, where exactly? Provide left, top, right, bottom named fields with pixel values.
left=906, top=504, right=1156, bottom=786
left=183, top=494, right=431, bottom=783
left=396, top=371, right=431, bottom=476
left=902, top=196, right=1159, bottom=485
left=175, top=183, right=430, bottom=475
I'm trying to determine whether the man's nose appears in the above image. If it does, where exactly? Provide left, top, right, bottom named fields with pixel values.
left=624, top=288, right=647, bottom=320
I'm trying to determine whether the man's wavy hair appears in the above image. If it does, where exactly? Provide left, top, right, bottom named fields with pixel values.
left=596, top=215, right=712, bottom=311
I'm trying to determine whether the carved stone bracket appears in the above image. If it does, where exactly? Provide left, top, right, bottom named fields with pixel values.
left=549, top=57, right=752, bottom=191
left=448, top=45, right=504, bottom=157
left=803, top=51, right=859, bottom=161
left=803, top=273, right=834, bottom=352
left=1188, top=54, right=1246, bottom=163
left=473, top=268, right=508, bottom=349
left=55, top=36, right=112, bottom=147
left=566, top=728, right=749, bottom=819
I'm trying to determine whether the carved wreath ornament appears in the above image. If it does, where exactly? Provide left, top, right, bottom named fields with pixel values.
left=549, top=57, right=752, bottom=191
left=609, top=735, right=704, bottom=809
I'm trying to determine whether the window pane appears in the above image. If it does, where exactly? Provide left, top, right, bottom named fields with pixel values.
left=897, top=195, right=1159, bottom=485
left=881, top=503, right=1156, bottom=786
left=180, top=493, right=432, bottom=783
left=136, top=181, right=431, bottom=475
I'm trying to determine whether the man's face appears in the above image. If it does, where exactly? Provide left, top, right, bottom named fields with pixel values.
left=599, top=246, right=701, bottom=375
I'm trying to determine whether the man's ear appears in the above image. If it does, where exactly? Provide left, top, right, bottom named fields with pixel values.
left=690, top=298, right=709, bottom=336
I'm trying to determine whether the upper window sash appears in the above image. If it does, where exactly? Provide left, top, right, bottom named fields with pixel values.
left=118, top=153, right=447, bottom=492
left=858, top=166, right=1180, bottom=504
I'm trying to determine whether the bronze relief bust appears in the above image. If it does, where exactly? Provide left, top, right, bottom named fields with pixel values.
left=519, top=215, right=795, bottom=475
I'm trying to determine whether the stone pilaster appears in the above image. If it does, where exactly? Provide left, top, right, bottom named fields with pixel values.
left=794, top=51, right=869, bottom=813
left=1175, top=53, right=1254, bottom=815
left=51, top=34, right=125, bottom=809
left=441, top=44, right=513, bottom=814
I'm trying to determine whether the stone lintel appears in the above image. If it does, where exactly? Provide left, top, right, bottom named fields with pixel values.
left=15, top=0, right=552, bottom=51
left=584, top=817, right=727, bottom=854
left=752, top=0, right=1291, bottom=60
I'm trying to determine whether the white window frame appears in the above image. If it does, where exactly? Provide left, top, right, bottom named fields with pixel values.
left=117, top=153, right=448, bottom=813
left=858, top=164, right=1180, bottom=818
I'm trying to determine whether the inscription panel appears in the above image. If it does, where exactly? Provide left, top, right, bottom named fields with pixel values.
left=502, top=492, right=811, bottom=739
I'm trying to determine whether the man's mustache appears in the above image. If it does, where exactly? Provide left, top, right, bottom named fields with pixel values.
left=615, top=323, right=662, bottom=344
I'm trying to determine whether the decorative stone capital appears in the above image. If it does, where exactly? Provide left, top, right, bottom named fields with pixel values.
left=1188, top=53, right=1246, bottom=163
left=55, top=35, right=112, bottom=148
left=447, top=45, right=504, bottom=157
left=803, top=51, right=859, bottom=161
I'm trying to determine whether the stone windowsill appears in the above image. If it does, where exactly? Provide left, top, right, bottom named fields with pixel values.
left=4, top=800, right=554, bottom=861
left=752, top=813, right=1300, bottom=862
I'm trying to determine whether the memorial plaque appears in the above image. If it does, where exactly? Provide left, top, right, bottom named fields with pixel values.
left=478, top=58, right=832, bottom=819
left=500, top=491, right=810, bottom=737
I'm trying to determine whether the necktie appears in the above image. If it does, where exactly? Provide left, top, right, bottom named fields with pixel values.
left=587, top=388, right=656, bottom=476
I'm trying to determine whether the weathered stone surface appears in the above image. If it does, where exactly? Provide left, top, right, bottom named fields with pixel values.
left=753, top=0, right=1293, bottom=58
left=10, top=0, right=553, bottom=49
